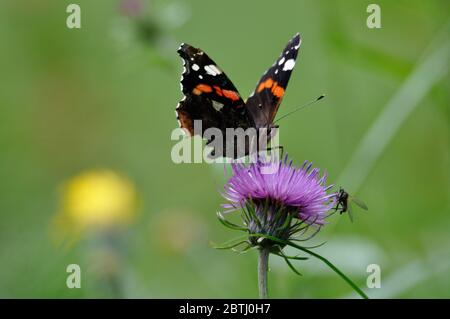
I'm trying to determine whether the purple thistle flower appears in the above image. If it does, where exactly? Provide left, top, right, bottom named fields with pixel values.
left=220, top=155, right=336, bottom=247
left=215, top=155, right=369, bottom=299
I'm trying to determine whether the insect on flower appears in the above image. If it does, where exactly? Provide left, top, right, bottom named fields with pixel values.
left=334, top=187, right=368, bottom=222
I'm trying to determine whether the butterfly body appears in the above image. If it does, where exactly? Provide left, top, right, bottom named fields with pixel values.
left=176, top=34, right=301, bottom=158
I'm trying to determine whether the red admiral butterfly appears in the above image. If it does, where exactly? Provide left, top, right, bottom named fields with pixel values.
left=176, top=33, right=301, bottom=158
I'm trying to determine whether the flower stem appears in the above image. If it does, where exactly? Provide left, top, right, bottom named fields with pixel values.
left=258, top=248, right=270, bottom=299
left=249, top=233, right=369, bottom=299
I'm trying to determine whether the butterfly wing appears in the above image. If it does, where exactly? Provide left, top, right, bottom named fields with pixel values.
left=176, top=43, right=253, bottom=136
left=246, top=33, right=301, bottom=128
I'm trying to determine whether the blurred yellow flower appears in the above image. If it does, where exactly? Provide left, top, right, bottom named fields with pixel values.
left=54, top=170, right=138, bottom=237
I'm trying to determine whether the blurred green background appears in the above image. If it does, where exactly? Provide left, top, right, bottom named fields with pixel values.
left=0, top=0, right=449, bottom=298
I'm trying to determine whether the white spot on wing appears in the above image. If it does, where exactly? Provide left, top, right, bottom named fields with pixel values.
left=198, top=75, right=203, bottom=79
left=192, top=64, right=200, bottom=71
left=275, top=69, right=279, bottom=74
left=282, top=59, right=296, bottom=71
left=204, top=64, right=222, bottom=76
left=294, top=37, right=302, bottom=50
left=278, top=57, right=285, bottom=65
left=212, top=100, right=224, bottom=111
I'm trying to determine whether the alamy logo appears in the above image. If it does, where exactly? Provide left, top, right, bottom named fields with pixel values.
left=170, top=120, right=281, bottom=170
left=66, top=264, right=81, bottom=289
left=366, top=264, right=381, bottom=288
left=366, top=4, right=381, bottom=29
left=66, top=4, right=81, bottom=29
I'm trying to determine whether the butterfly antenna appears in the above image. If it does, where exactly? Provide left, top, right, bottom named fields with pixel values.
left=274, top=94, right=325, bottom=124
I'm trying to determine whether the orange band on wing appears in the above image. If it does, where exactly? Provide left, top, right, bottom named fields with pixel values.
left=222, top=89, right=240, bottom=101
left=257, top=78, right=274, bottom=93
left=193, top=84, right=213, bottom=95
left=271, top=84, right=285, bottom=98
left=256, top=78, right=285, bottom=98
left=193, top=84, right=240, bottom=102
left=213, top=85, right=223, bottom=96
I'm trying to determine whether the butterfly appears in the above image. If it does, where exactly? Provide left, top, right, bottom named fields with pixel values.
left=175, top=33, right=301, bottom=158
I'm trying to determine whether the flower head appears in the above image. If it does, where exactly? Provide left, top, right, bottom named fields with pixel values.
left=221, top=155, right=335, bottom=247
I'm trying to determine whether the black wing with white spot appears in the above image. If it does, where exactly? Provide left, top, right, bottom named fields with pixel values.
left=176, top=43, right=252, bottom=136
left=246, top=33, right=301, bottom=128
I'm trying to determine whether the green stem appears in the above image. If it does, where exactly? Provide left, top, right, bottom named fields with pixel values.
left=248, top=233, right=369, bottom=299
left=258, top=248, right=270, bottom=299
